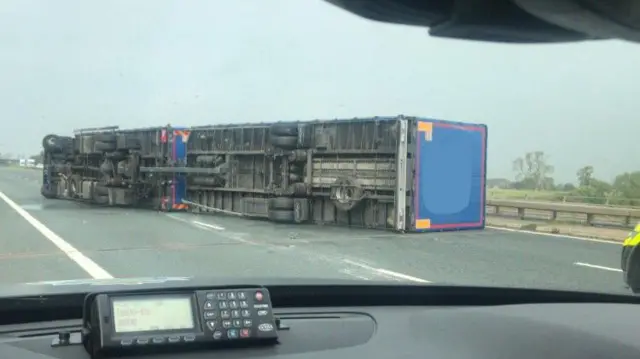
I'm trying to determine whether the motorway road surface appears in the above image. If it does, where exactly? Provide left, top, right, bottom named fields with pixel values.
left=0, top=166, right=630, bottom=294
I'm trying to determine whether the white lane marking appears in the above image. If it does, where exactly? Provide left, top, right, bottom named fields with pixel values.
left=487, top=225, right=620, bottom=245
left=574, top=262, right=622, bottom=272
left=166, top=214, right=258, bottom=245
left=168, top=214, right=429, bottom=283
left=0, top=191, right=113, bottom=279
left=165, top=214, right=226, bottom=230
left=193, top=220, right=224, bottom=231
left=342, top=259, right=430, bottom=283
left=339, top=268, right=372, bottom=281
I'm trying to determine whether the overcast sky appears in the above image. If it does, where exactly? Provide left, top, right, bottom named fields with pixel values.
left=1, top=0, right=638, bottom=183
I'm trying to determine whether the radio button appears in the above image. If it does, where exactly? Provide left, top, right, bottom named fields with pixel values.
left=204, top=311, right=216, bottom=319
left=183, top=335, right=196, bottom=342
left=120, top=339, right=133, bottom=346
left=227, top=329, right=239, bottom=339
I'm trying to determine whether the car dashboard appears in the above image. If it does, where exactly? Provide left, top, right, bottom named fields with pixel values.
left=0, top=282, right=638, bottom=359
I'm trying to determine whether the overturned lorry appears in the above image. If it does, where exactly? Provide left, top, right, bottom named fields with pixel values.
left=40, top=116, right=487, bottom=233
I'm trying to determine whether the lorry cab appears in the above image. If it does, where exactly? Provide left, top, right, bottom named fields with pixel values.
left=622, top=223, right=640, bottom=293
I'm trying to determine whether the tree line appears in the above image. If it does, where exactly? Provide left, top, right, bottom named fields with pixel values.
left=494, top=151, right=640, bottom=206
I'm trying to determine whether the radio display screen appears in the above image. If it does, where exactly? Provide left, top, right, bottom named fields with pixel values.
left=111, top=295, right=195, bottom=334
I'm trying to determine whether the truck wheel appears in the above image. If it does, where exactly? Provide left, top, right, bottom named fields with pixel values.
left=268, top=209, right=294, bottom=223
left=105, top=151, right=126, bottom=160
left=40, top=186, right=57, bottom=199
left=268, top=197, right=294, bottom=210
left=271, top=124, right=298, bottom=136
left=94, top=195, right=109, bottom=205
left=94, top=134, right=117, bottom=142
left=42, top=135, right=61, bottom=151
left=270, top=135, right=297, bottom=149
left=94, top=141, right=117, bottom=152
left=94, top=185, right=109, bottom=196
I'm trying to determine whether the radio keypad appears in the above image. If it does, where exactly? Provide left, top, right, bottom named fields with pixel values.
left=198, top=289, right=275, bottom=341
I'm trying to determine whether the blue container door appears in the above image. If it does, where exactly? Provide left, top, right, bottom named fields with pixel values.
left=413, top=120, right=487, bottom=232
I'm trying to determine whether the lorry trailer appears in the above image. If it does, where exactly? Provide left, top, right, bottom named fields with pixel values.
left=40, top=116, right=487, bottom=233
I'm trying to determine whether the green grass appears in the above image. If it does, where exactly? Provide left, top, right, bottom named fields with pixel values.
left=487, top=189, right=570, bottom=201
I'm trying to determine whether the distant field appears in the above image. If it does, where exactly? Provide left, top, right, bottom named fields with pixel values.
left=487, top=189, right=569, bottom=201
left=488, top=188, right=640, bottom=207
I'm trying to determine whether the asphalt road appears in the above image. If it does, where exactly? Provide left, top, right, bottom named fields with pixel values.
left=0, top=166, right=629, bottom=294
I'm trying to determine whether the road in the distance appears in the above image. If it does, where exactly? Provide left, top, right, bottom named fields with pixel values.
left=0, top=166, right=629, bottom=294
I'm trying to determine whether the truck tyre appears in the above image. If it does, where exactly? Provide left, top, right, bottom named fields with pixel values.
left=94, top=185, right=109, bottom=196
left=270, top=135, right=297, bottom=149
left=271, top=124, right=298, bottom=136
left=105, top=151, right=126, bottom=160
left=40, top=186, right=57, bottom=199
left=94, top=134, right=117, bottom=142
left=42, top=135, right=61, bottom=151
left=94, top=141, right=117, bottom=152
left=94, top=194, right=109, bottom=205
left=268, top=209, right=295, bottom=223
left=268, top=197, right=294, bottom=210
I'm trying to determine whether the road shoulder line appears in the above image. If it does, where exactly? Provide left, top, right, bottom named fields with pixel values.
left=0, top=191, right=113, bottom=279
left=487, top=225, right=620, bottom=245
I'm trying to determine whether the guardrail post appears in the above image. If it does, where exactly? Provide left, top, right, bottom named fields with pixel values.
left=485, top=198, right=638, bottom=229
left=586, top=213, right=594, bottom=226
